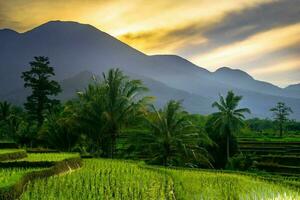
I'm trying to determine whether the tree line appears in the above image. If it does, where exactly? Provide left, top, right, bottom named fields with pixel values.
left=0, top=56, right=296, bottom=168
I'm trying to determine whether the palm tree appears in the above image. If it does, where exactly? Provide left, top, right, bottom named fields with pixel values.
left=211, top=91, right=250, bottom=163
left=129, top=100, right=212, bottom=167
left=102, top=69, right=150, bottom=157
left=0, top=101, right=11, bottom=121
left=41, top=104, right=80, bottom=151
left=77, top=69, right=151, bottom=157
left=270, top=102, right=293, bottom=137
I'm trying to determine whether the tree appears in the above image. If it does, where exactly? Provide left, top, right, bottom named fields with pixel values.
left=77, top=68, right=150, bottom=157
left=40, top=104, right=80, bottom=151
left=128, top=100, right=212, bottom=167
left=211, top=91, right=250, bottom=164
left=270, top=102, right=293, bottom=137
left=21, top=56, right=61, bottom=127
left=0, top=101, right=12, bottom=122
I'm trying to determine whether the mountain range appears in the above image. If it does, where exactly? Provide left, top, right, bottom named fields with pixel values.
left=0, top=21, right=299, bottom=119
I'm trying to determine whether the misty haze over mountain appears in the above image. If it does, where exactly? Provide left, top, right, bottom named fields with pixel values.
left=0, top=21, right=299, bottom=119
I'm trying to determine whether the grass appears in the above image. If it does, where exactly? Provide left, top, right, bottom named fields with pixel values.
left=20, top=158, right=300, bottom=200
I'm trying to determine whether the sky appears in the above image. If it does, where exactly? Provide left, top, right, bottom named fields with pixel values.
left=0, top=0, right=299, bottom=87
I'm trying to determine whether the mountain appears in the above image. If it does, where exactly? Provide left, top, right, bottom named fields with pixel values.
left=0, top=21, right=299, bottom=119
left=3, top=71, right=213, bottom=115
left=285, top=83, right=300, bottom=92
left=212, top=67, right=300, bottom=98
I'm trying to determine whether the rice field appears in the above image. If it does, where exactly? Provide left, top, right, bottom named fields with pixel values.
left=0, top=149, right=24, bottom=154
left=0, top=168, right=44, bottom=188
left=19, top=158, right=300, bottom=200
left=3, top=153, right=79, bottom=162
left=21, top=159, right=175, bottom=200
left=167, top=169, right=300, bottom=200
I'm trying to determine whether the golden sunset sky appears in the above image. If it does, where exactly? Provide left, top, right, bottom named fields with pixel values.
left=0, top=0, right=299, bottom=87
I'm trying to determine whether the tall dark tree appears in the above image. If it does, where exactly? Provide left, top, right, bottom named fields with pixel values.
left=211, top=91, right=250, bottom=163
left=270, top=102, right=293, bottom=137
left=21, top=56, right=61, bottom=127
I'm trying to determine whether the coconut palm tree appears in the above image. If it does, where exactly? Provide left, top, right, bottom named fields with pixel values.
left=77, top=69, right=151, bottom=157
left=211, top=91, right=250, bottom=163
left=129, top=100, right=212, bottom=167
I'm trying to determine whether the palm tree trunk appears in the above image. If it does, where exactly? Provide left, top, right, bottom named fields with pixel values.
left=226, top=135, right=230, bottom=163
left=279, top=122, right=283, bottom=137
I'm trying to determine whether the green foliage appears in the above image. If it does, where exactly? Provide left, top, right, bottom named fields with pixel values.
left=13, top=120, right=39, bottom=147
left=209, top=91, right=250, bottom=166
left=0, top=103, right=24, bottom=141
left=205, top=116, right=238, bottom=169
left=21, top=56, right=61, bottom=127
left=127, top=100, right=212, bottom=167
left=0, top=101, right=11, bottom=122
left=226, top=153, right=255, bottom=171
left=75, top=68, right=151, bottom=157
left=270, top=102, right=293, bottom=137
left=39, top=105, right=80, bottom=151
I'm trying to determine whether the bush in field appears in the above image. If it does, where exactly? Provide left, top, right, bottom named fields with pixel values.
left=226, top=153, right=255, bottom=171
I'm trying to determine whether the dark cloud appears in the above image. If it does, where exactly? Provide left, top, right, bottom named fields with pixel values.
left=206, top=0, right=300, bottom=39
left=180, top=0, right=300, bottom=56
left=121, top=0, right=300, bottom=57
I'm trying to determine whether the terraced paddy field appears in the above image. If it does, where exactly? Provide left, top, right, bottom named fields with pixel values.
left=0, top=149, right=299, bottom=200
left=0, top=150, right=81, bottom=199
left=6, top=153, right=79, bottom=162
left=238, top=139, right=300, bottom=176
left=0, top=168, right=44, bottom=188
left=0, top=149, right=24, bottom=155
left=20, top=159, right=300, bottom=200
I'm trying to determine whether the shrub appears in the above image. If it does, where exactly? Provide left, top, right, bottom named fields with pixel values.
left=226, top=153, right=255, bottom=171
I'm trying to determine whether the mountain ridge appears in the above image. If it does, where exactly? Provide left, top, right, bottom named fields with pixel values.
left=0, top=20, right=299, bottom=119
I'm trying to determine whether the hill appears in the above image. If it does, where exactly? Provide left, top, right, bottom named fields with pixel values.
left=0, top=21, right=299, bottom=118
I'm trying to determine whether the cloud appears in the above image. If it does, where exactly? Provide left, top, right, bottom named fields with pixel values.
left=191, top=23, right=300, bottom=68
left=0, top=0, right=299, bottom=86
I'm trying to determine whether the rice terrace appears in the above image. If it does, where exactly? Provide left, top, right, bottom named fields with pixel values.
left=0, top=0, right=300, bottom=199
